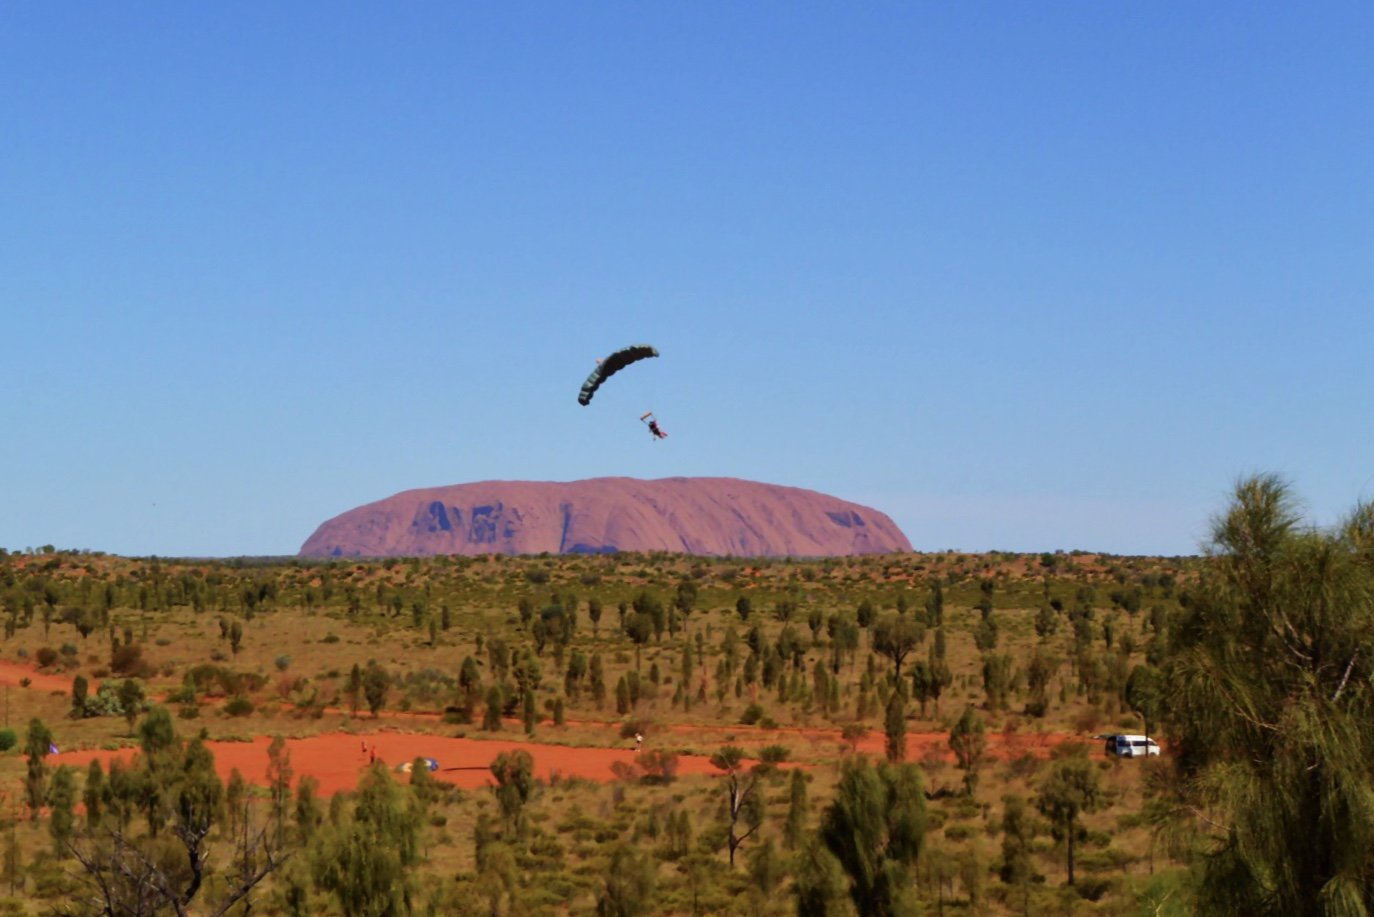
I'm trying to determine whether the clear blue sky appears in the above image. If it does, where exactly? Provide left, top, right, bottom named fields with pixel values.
left=3, top=4, right=1371, bottom=557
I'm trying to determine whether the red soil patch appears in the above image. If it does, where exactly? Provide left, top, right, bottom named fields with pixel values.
left=6, top=657, right=1093, bottom=789
left=57, top=732, right=725, bottom=797
left=0, top=660, right=86, bottom=694
left=55, top=728, right=1089, bottom=799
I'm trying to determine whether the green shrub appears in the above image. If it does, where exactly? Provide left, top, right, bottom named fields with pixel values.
left=0, top=729, right=16, bottom=752
left=224, top=696, right=255, bottom=717
left=35, top=647, right=58, bottom=668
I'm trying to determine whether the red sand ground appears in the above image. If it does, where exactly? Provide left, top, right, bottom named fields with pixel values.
left=0, top=660, right=89, bottom=694
left=54, top=729, right=1087, bottom=798
left=1, top=659, right=1094, bottom=797
left=56, top=733, right=720, bottom=796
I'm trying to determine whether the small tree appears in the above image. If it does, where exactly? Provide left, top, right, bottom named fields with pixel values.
left=871, top=613, right=923, bottom=681
left=70, top=675, right=88, bottom=719
left=267, top=735, right=293, bottom=846
left=314, top=764, right=418, bottom=915
left=625, top=612, right=653, bottom=671
left=818, top=756, right=926, bottom=916
left=490, top=750, right=534, bottom=834
left=883, top=690, right=907, bottom=763
left=597, top=844, right=656, bottom=916
left=1035, top=745, right=1102, bottom=886
left=118, top=679, right=145, bottom=732
left=345, top=664, right=362, bottom=716
left=710, top=746, right=764, bottom=867
left=83, top=759, right=104, bottom=831
left=48, top=764, right=76, bottom=855
left=1125, top=663, right=1163, bottom=739
left=362, top=662, right=390, bottom=717
left=783, top=768, right=809, bottom=850
left=23, top=718, right=52, bottom=820
left=295, top=775, right=322, bottom=844
left=1000, top=793, right=1037, bottom=914
left=948, top=705, right=987, bottom=796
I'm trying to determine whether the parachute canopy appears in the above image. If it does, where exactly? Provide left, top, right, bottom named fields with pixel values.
left=577, top=344, right=659, bottom=406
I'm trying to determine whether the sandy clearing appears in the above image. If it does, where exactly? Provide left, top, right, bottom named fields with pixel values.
left=55, top=731, right=727, bottom=797
left=0, top=660, right=87, bottom=694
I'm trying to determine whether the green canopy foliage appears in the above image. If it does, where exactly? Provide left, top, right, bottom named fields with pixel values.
left=1162, top=475, right=1374, bottom=915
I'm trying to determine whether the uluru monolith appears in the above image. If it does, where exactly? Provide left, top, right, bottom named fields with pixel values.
left=299, top=477, right=911, bottom=558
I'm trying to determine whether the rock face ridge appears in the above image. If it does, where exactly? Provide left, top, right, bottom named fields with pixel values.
left=299, top=477, right=911, bottom=558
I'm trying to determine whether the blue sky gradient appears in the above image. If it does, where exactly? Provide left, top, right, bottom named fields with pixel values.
left=3, top=4, right=1371, bottom=556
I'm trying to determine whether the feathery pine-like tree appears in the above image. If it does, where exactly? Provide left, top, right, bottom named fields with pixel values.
left=1162, top=476, right=1374, bottom=915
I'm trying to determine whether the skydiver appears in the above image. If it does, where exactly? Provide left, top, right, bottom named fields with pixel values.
left=641, top=412, right=668, bottom=440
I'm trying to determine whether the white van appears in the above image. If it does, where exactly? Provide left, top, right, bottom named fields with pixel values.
left=1103, top=734, right=1160, bottom=758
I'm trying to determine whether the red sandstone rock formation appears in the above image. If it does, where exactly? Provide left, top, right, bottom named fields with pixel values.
left=299, top=477, right=911, bottom=558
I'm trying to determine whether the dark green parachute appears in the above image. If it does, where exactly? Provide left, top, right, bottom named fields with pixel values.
left=577, top=344, right=659, bottom=406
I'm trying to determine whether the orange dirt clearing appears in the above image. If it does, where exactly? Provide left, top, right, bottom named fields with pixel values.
left=0, top=660, right=86, bottom=694
left=57, top=732, right=727, bottom=797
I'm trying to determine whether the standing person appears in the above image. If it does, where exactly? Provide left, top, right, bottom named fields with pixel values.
left=634, top=733, right=644, bottom=754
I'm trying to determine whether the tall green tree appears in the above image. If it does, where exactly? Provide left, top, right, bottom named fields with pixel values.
left=23, top=718, right=52, bottom=820
left=1162, top=476, right=1374, bottom=914
left=1125, top=663, right=1164, bottom=739
left=313, top=763, right=419, bottom=916
left=948, top=705, right=987, bottom=796
left=48, top=764, right=76, bottom=855
left=83, top=759, right=104, bottom=831
left=596, top=844, right=656, bottom=917
left=784, top=767, right=810, bottom=851
left=1035, top=745, right=1102, bottom=886
left=999, top=793, right=1037, bottom=915
left=883, top=690, right=907, bottom=763
left=267, top=735, right=293, bottom=846
left=817, top=756, right=926, bottom=916
left=871, top=613, right=923, bottom=681
left=490, top=749, right=535, bottom=834
left=362, top=662, right=390, bottom=717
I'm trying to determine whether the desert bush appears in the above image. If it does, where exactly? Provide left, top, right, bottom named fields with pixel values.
left=110, top=643, right=152, bottom=677
left=224, top=695, right=255, bottom=717
left=637, top=750, right=680, bottom=784
left=944, top=823, right=974, bottom=841
left=0, top=729, right=15, bottom=752
left=758, top=745, right=790, bottom=765
left=35, top=647, right=58, bottom=668
left=618, top=719, right=650, bottom=740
